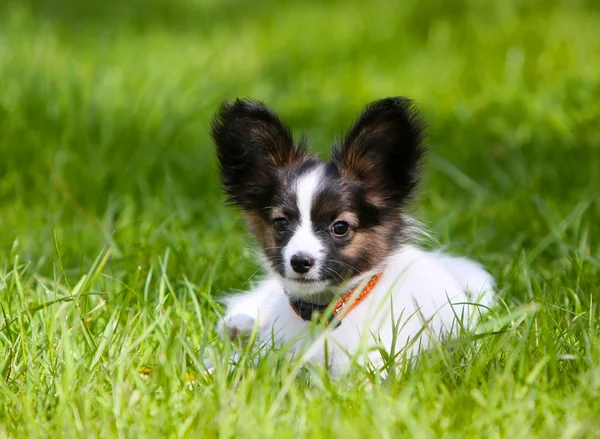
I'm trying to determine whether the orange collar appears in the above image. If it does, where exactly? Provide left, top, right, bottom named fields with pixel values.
left=289, top=271, right=383, bottom=327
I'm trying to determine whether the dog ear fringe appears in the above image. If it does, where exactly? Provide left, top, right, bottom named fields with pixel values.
left=330, top=97, right=427, bottom=207
left=210, top=98, right=310, bottom=209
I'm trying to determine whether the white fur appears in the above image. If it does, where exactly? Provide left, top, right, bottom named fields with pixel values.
left=283, top=167, right=326, bottom=279
left=219, top=245, right=495, bottom=376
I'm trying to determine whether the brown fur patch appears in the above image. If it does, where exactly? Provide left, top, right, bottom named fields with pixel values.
left=341, top=227, right=389, bottom=260
left=243, top=212, right=274, bottom=251
left=336, top=122, right=394, bottom=180
left=335, top=212, right=359, bottom=228
left=340, top=213, right=404, bottom=265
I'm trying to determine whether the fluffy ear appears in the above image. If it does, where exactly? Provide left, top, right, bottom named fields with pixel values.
left=211, top=99, right=309, bottom=210
left=330, top=97, right=426, bottom=207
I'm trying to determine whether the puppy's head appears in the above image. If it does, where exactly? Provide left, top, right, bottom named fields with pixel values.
left=211, top=98, right=425, bottom=298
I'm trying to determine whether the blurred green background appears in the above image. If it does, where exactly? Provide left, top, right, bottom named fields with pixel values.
left=0, top=0, right=599, bottom=293
left=1, top=0, right=600, bottom=436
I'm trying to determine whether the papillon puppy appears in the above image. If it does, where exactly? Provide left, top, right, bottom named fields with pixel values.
left=210, top=97, right=495, bottom=376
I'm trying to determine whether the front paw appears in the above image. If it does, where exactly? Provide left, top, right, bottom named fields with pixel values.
left=217, top=313, right=257, bottom=343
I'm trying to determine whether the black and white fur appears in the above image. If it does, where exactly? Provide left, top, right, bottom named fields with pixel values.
left=211, top=97, right=495, bottom=376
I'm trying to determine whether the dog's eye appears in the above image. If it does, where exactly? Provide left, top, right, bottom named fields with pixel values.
left=273, top=217, right=289, bottom=232
left=331, top=220, right=349, bottom=236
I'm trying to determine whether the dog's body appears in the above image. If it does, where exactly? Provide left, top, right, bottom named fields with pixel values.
left=220, top=246, right=494, bottom=375
left=211, top=97, right=495, bottom=375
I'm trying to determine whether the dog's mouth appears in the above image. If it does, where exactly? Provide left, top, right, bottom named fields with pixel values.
left=284, top=270, right=351, bottom=290
left=291, top=278, right=320, bottom=284
left=285, top=276, right=327, bottom=286
left=282, top=276, right=332, bottom=297
left=285, top=271, right=325, bottom=284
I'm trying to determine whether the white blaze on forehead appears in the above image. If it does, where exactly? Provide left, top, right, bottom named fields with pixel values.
left=284, top=166, right=325, bottom=276
left=297, top=166, right=323, bottom=223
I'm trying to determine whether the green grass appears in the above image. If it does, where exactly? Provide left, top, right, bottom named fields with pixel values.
left=1, top=0, right=599, bottom=436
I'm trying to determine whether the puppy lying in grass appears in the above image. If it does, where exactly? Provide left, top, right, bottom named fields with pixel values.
left=210, top=97, right=495, bottom=376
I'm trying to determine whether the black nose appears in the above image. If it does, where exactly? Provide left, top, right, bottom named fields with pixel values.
left=290, top=253, right=315, bottom=274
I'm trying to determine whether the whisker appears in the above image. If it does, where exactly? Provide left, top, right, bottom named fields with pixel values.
left=322, top=258, right=360, bottom=273
left=322, top=267, right=345, bottom=284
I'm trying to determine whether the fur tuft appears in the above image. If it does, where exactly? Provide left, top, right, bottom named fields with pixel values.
left=210, top=98, right=311, bottom=210
left=330, top=97, right=427, bottom=208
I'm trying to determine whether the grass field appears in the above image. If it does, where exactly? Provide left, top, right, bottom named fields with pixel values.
left=1, top=0, right=600, bottom=437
